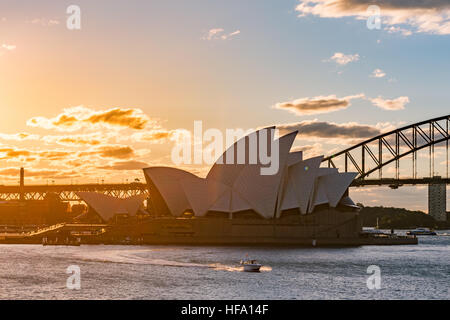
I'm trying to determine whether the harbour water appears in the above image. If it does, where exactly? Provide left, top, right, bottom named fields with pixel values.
left=1, top=230, right=449, bottom=300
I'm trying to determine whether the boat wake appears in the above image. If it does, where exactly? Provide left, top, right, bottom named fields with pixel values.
left=74, top=249, right=206, bottom=268
left=74, top=249, right=272, bottom=272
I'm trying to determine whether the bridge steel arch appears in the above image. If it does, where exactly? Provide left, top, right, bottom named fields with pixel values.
left=322, top=114, right=450, bottom=186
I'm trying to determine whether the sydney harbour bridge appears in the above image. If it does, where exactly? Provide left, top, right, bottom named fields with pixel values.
left=0, top=114, right=448, bottom=213
left=323, top=114, right=450, bottom=187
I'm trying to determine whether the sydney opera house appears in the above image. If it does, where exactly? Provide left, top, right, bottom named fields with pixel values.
left=74, top=127, right=365, bottom=245
left=144, top=127, right=358, bottom=219
left=135, top=127, right=363, bottom=245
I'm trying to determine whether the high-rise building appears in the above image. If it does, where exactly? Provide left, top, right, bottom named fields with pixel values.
left=428, top=183, right=447, bottom=221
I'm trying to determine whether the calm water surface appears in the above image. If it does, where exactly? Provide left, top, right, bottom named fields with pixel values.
left=1, top=230, right=449, bottom=300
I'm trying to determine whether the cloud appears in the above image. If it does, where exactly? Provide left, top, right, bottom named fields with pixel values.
left=98, top=160, right=149, bottom=170
left=97, top=145, right=134, bottom=159
left=86, top=108, right=149, bottom=130
left=0, top=43, right=16, bottom=57
left=295, top=0, right=450, bottom=35
left=291, top=143, right=324, bottom=157
left=277, top=119, right=382, bottom=140
left=385, top=25, right=413, bottom=36
left=0, top=143, right=135, bottom=162
left=27, top=106, right=152, bottom=131
left=0, top=168, right=59, bottom=178
left=1, top=44, right=16, bottom=51
left=370, top=96, right=410, bottom=110
left=27, top=18, right=60, bottom=27
left=370, top=68, right=386, bottom=78
left=0, top=167, right=83, bottom=180
left=203, top=28, right=241, bottom=40
left=38, top=151, right=71, bottom=160
left=203, top=28, right=224, bottom=40
left=131, top=129, right=186, bottom=143
left=221, top=30, right=241, bottom=40
left=0, top=148, right=70, bottom=161
left=132, top=130, right=171, bottom=142
left=42, top=134, right=103, bottom=146
left=326, top=52, right=359, bottom=65
left=274, top=93, right=364, bottom=115
left=0, top=148, right=32, bottom=158
left=80, top=145, right=135, bottom=159
left=0, top=133, right=39, bottom=141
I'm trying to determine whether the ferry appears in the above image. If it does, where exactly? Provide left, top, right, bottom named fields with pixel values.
left=406, top=228, right=437, bottom=236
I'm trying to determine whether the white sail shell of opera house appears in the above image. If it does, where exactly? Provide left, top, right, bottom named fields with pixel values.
left=76, top=192, right=146, bottom=222
left=143, top=128, right=358, bottom=219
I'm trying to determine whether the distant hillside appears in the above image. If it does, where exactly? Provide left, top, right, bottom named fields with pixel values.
left=358, top=205, right=450, bottom=230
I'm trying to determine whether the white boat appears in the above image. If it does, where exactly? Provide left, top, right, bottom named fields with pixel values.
left=240, top=258, right=262, bottom=272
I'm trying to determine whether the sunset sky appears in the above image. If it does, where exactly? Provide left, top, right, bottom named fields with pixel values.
left=0, top=0, right=449, bottom=211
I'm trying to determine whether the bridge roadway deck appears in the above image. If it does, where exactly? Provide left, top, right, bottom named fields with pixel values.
left=351, top=178, right=450, bottom=187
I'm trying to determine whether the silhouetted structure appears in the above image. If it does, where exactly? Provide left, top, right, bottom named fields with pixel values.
left=429, top=180, right=447, bottom=221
